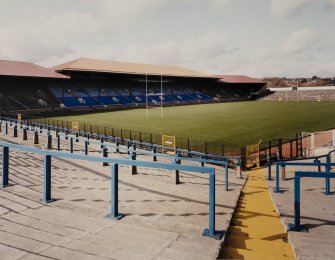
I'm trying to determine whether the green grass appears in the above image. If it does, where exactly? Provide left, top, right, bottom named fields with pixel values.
left=47, top=101, right=335, bottom=146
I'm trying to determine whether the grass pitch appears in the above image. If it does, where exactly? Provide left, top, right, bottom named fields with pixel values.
left=47, top=101, right=335, bottom=146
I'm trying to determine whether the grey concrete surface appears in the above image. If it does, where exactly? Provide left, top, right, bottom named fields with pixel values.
left=266, top=162, right=335, bottom=260
left=0, top=126, right=245, bottom=259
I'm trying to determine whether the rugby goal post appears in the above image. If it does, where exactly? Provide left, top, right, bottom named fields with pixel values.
left=302, top=130, right=335, bottom=157
left=162, top=135, right=176, bottom=155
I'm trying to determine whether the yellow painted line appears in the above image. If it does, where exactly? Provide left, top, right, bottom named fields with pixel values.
left=222, top=170, right=296, bottom=259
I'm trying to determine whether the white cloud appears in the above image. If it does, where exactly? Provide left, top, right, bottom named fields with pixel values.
left=0, top=0, right=170, bottom=65
left=116, top=31, right=236, bottom=73
left=0, top=0, right=333, bottom=77
left=282, top=28, right=317, bottom=53
left=325, top=0, right=335, bottom=8
left=209, top=0, right=232, bottom=8
left=271, top=0, right=308, bottom=17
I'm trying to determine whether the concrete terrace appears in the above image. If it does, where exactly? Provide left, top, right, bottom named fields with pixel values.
left=266, top=162, right=335, bottom=260
left=0, top=126, right=245, bottom=260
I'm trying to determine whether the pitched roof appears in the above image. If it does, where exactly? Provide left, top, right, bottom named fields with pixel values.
left=217, top=75, right=266, bottom=84
left=51, top=58, right=220, bottom=79
left=0, top=60, right=69, bottom=79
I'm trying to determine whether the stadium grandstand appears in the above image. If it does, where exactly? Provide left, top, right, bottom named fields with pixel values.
left=0, top=58, right=267, bottom=114
left=216, top=75, right=267, bottom=100
left=259, top=86, right=335, bottom=102
left=0, top=60, right=68, bottom=114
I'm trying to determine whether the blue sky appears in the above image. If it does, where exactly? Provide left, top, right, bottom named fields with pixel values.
left=0, top=0, right=334, bottom=77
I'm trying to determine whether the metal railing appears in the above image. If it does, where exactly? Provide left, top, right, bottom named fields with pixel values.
left=288, top=171, right=335, bottom=232
left=0, top=140, right=224, bottom=240
left=3, top=117, right=241, bottom=164
left=268, top=149, right=335, bottom=194
left=0, top=119, right=236, bottom=190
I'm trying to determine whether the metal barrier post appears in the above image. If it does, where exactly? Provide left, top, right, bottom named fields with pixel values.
left=225, top=163, right=229, bottom=191
left=238, top=164, right=242, bottom=179
left=314, top=159, right=321, bottom=172
left=281, top=165, right=286, bottom=181
left=131, top=144, right=137, bottom=175
left=103, top=148, right=109, bottom=166
left=76, top=132, right=79, bottom=142
left=47, top=134, right=52, bottom=149
left=275, top=162, right=280, bottom=193
left=153, top=147, right=157, bottom=161
left=57, top=134, right=60, bottom=151
left=85, top=141, right=89, bottom=155
left=5, top=122, right=8, bottom=135
left=34, top=131, right=39, bottom=144
left=287, top=176, right=307, bottom=231
left=201, top=157, right=205, bottom=167
left=1, top=146, right=9, bottom=187
left=13, top=125, right=18, bottom=137
left=294, top=175, right=300, bottom=228
left=42, top=155, right=53, bottom=203
left=23, top=128, right=28, bottom=141
left=202, top=171, right=223, bottom=240
left=107, top=163, right=124, bottom=220
left=127, top=141, right=130, bottom=155
left=326, top=155, right=331, bottom=195
left=268, top=161, right=272, bottom=180
left=65, top=130, right=68, bottom=140
left=174, top=157, right=180, bottom=184
left=70, top=137, right=73, bottom=153
left=100, top=136, right=104, bottom=148
left=116, top=139, right=119, bottom=153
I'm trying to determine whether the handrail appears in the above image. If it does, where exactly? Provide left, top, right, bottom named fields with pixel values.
left=4, top=117, right=240, bottom=166
left=288, top=171, right=335, bottom=232
left=267, top=154, right=331, bottom=180
left=271, top=159, right=334, bottom=194
left=0, top=140, right=223, bottom=240
left=56, top=132, right=231, bottom=191
left=126, top=138, right=241, bottom=166
left=1, top=119, right=233, bottom=176
left=1, top=120, right=237, bottom=190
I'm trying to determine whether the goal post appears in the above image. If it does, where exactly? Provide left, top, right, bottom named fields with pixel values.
left=162, top=135, right=176, bottom=155
left=302, top=130, right=335, bottom=156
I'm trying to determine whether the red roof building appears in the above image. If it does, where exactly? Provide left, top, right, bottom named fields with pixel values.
left=217, top=75, right=265, bottom=84
left=0, top=60, right=69, bottom=79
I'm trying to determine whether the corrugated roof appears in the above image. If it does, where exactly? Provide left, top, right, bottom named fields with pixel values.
left=0, top=60, right=69, bottom=79
left=51, top=58, right=220, bottom=79
left=217, top=75, right=266, bottom=84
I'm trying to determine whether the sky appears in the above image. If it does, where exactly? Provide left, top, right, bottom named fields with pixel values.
left=0, top=0, right=334, bottom=78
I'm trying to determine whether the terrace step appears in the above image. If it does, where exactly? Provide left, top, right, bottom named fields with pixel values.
left=222, top=246, right=295, bottom=260
left=221, top=170, right=295, bottom=259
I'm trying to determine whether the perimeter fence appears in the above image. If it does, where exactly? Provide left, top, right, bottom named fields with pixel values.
left=29, top=117, right=309, bottom=170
